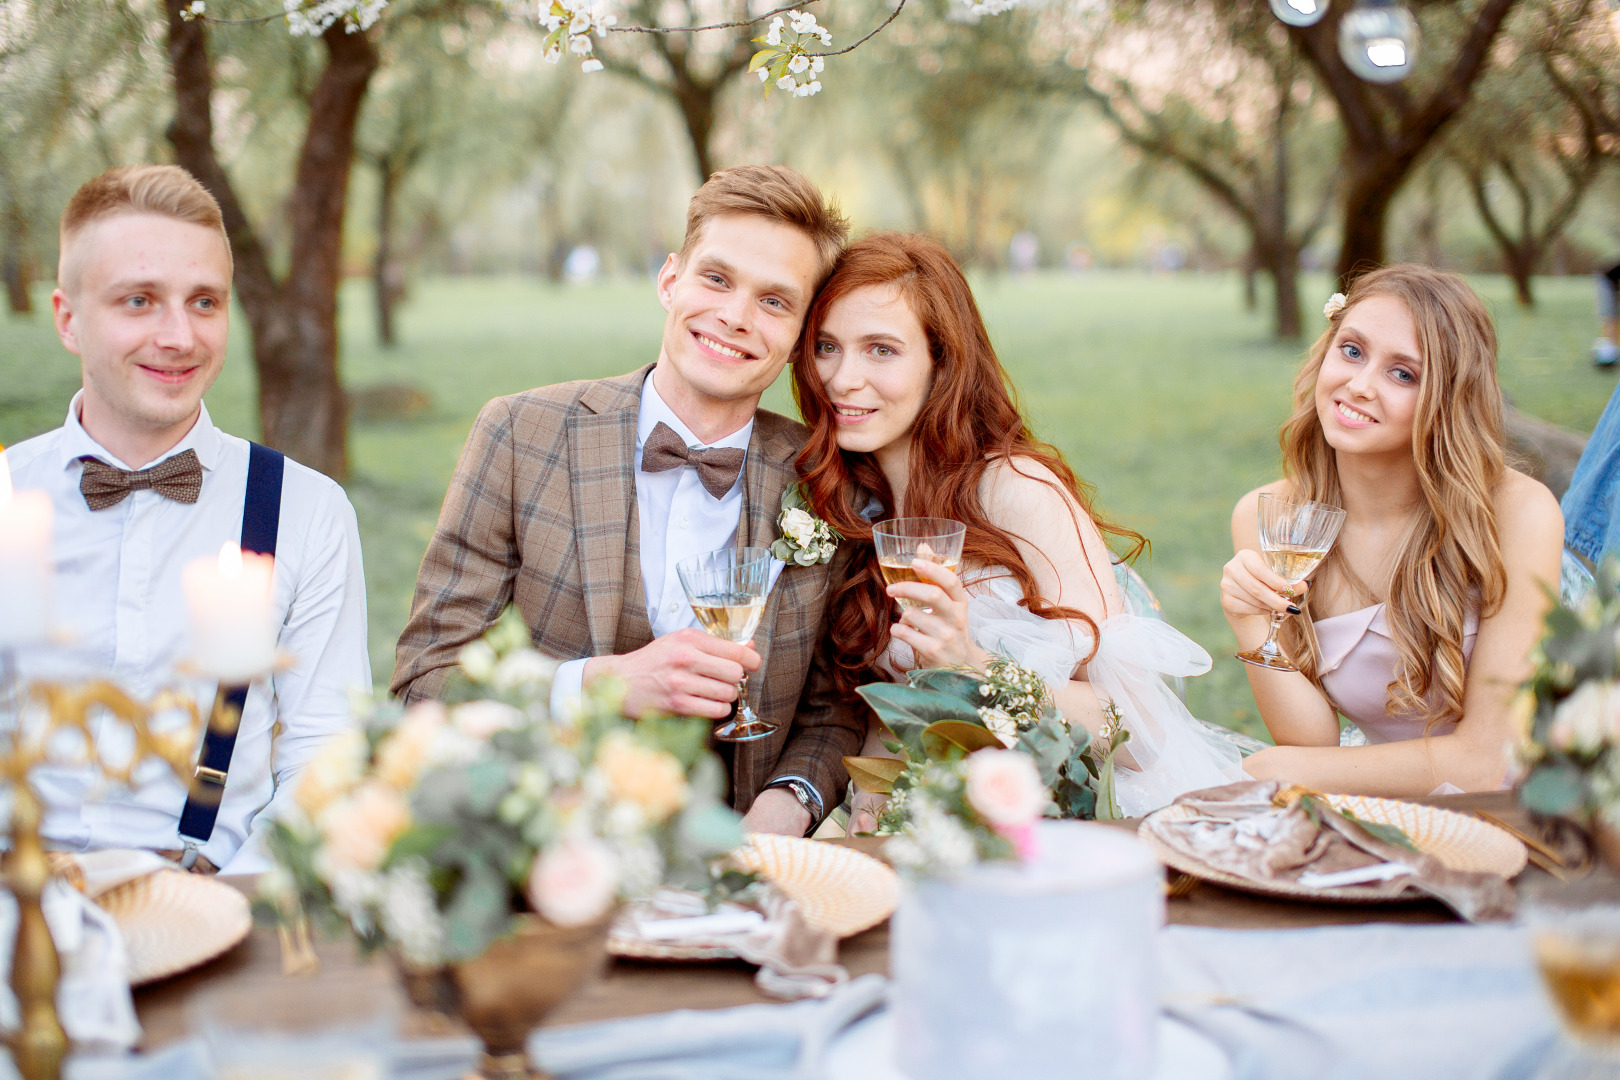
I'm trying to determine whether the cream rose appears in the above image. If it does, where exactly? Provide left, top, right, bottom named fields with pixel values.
left=965, top=749, right=1047, bottom=828
left=1550, top=681, right=1620, bottom=754
left=295, top=729, right=368, bottom=819
left=318, top=780, right=411, bottom=874
left=458, top=640, right=498, bottom=682
left=492, top=648, right=556, bottom=693
left=375, top=701, right=447, bottom=790
left=451, top=699, right=525, bottom=740
left=526, top=834, right=619, bottom=927
left=594, top=731, right=688, bottom=823
left=780, top=507, right=818, bottom=546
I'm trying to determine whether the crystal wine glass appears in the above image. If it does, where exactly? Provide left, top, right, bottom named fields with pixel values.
left=1523, top=886, right=1620, bottom=1079
left=1235, top=493, right=1346, bottom=672
left=873, top=518, right=967, bottom=612
left=676, top=546, right=776, bottom=743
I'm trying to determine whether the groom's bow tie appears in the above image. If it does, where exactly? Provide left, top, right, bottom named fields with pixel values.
left=78, top=450, right=204, bottom=510
left=642, top=421, right=745, bottom=499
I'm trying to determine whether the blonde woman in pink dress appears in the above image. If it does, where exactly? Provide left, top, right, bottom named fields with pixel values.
left=1220, top=265, right=1563, bottom=797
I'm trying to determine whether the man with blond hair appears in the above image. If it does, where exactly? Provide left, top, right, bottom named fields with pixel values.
left=394, top=165, right=860, bottom=836
left=4, top=165, right=369, bottom=873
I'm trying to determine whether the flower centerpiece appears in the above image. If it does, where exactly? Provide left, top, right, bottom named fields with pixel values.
left=1517, top=561, right=1620, bottom=864
left=261, top=609, right=743, bottom=1079
left=844, top=661, right=1133, bottom=870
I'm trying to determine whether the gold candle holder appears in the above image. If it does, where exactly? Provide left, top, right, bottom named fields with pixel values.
left=0, top=669, right=202, bottom=1080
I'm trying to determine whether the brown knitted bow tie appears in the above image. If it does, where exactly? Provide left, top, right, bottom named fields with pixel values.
left=79, top=450, right=204, bottom=510
left=641, top=421, right=746, bottom=499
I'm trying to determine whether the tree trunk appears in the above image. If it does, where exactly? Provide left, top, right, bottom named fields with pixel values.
left=1335, top=160, right=1401, bottom=284
left=674, top=83, right=717, bottom=181
left=1242, top=245, right=1258, bottom=313
left=1271, top=249, right=1302, bottom=339
left=1507, top=249, right=1535, bottom=307
left=165, top=1, right=376, bottom=479
left=374, top=159, right=399, bottom=348
left=2, top=193, right=33, bottom=315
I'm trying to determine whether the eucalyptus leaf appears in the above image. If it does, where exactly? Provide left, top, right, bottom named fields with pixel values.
left=1521, top=766, right=1587, bottom=816
left=443, top=857, right=511, bottom=961
left=678, top=802, right=747, bottom=858
left=464, top=759, right=512, bottom=816
left=1337, top=811, right=1419, bottom=853
left=384, top=824, right=455, bottom=869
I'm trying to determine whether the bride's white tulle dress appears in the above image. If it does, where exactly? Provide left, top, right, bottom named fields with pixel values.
left=881, top=566, right=1248, bottom=818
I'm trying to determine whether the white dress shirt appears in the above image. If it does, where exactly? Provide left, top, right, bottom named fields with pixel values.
left=5, top=394, right=370, bottom=873
left=549, top=372, right=783, bottom=713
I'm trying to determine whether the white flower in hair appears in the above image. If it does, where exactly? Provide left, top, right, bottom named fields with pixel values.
left=1323, top=293, right=1348, bottom=319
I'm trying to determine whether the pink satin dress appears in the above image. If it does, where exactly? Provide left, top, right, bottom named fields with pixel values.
left=1314, top=603, right=1480, bottom=743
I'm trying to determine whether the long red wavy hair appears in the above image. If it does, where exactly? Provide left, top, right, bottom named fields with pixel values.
left=791, top=232, right=1145, bottom=694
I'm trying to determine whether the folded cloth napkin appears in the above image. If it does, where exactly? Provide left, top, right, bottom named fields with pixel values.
left=51, top=850, right=171, bottom=899
left=0, top=879, right=142, bottom=1055
left=1159, top=923, right=1556, bottom=1080
left=616, top=887, right=848, bottom=1001
left=1141, top=780, right=1515, bottom=922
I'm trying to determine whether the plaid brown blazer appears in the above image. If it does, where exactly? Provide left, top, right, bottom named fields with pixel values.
left=391, top=365, right=862, bottom=819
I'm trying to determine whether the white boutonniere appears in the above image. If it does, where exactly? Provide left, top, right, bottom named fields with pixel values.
left=771, top=483, right=840, bottom=566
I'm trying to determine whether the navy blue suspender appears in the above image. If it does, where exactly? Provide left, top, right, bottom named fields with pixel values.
left=177, top=442, right=284, bottom=854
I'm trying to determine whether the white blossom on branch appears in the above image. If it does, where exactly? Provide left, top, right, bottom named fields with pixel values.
left=539, top=0, right=616, bottom=72
left=749, top=10, right=829, bottom=98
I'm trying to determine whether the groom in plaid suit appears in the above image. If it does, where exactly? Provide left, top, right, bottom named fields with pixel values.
left=393, top=166, right=859, bottom=836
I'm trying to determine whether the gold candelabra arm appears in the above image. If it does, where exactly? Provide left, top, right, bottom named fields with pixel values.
left=5, top=786, right=66, bottom=1080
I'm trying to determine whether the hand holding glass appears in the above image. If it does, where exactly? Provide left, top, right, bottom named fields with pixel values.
left=676, top=546, right=775, bottom=743
left=873, top=518, right=967, bottom=612
left=1235, top=494, right=1346, bottom=672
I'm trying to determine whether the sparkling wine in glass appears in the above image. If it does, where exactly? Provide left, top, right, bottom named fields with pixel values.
left=676, top=546, right=776, bottom=743
left=1236, top=493, right=1346, bottom=672
left=1525, top=889, right=1620, bottom=1079
left=873, top=518, right=967, bottom=611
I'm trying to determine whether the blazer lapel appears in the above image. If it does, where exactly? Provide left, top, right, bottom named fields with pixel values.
left=569, top=367, right=650, bottom=656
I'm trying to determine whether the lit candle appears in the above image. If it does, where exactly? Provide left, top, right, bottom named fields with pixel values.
left=182, top=541, right=278, bottom=683
left=0, top=449, right=55, bottom=649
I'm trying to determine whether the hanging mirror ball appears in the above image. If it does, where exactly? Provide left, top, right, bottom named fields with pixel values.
left=1268, top=0, right=1328, bottom=27
left=1338, top=0, right=1419, bottom=83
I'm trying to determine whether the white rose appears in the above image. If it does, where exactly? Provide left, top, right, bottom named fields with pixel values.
left=965, top=749, right=1047, bottom=828
left=458, top=640, right=498, bottom=682
left=451, top=699, right=525, bottom=740
left=527, top=835, right=619, bottom=927
left=780, top=507, right=818, bottom=546
left=1550, top=681, right=1620, bottom=754
left=492, top=648, right=556, bottom=693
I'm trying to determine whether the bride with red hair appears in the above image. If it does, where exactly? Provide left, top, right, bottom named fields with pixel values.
left=792, top=232, right=1244, bottom=832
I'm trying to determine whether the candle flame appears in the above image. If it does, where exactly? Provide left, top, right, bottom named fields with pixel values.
left=0, top=446, right=11, bottom=510
left=218, top=540, right=243, bottom=578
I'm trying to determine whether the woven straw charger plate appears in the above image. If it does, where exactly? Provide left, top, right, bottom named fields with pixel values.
left=608, top=835, right=899, bottom=961
left=96, top=869, right=253, bottom=985
left=1140, top=794, right=1528, bottom=903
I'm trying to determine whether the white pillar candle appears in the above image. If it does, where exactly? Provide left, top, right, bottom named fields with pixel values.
left=182, top=541, right=278, bottom=683
left=0, top=450, right=55, bottom=649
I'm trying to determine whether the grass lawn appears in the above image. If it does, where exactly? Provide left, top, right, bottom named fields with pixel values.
left=2, top=271, right=1611, bottom=739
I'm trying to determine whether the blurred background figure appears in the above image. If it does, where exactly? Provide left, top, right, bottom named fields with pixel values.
left=1594, top=261, right=1620, bottom=367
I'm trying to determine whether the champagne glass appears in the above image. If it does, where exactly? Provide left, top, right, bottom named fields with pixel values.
left=1235, top=493, right=1346, bottom=672
left=1524, top=887, right=1620, bottom=1079
left=873, top=518, right=967, bottom=611
left=676, top=546, right=776, bottom=743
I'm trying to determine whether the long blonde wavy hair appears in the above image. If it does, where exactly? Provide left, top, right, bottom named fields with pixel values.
left=1278, top=265, right=1507, bottom=729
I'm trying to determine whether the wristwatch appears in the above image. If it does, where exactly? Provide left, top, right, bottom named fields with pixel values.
left=765, top=777, right=822, bottom=834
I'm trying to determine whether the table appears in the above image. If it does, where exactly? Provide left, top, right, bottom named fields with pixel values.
left=130, top=790, right=1610, bottom=1050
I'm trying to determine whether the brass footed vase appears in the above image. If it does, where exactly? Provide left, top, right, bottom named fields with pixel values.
left=400, top=914, right=613, bottom=1080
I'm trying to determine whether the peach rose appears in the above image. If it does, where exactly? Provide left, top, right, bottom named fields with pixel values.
left=319, top=780, right=411, bottom=874
left=965, top=749, right=1047, bottom=829
left=295, top=729, right=367, bottom=819
left=375, top=701, right=448, bottom=790
left=594, top=732, right=688, bottom=823
left=526, top=835, right=619, bottom=927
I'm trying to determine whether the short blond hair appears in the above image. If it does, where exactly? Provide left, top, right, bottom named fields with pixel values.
left=59, top=165, right=231, bottom=288
left=679, top=165, right=848, bottom=285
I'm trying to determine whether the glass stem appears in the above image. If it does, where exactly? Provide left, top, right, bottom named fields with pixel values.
left=1259, top=612, right=1287, bottom=658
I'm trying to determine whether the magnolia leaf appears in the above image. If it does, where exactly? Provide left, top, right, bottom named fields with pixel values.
left=844, top=755, right=907, bottom=794
left=858, top=683, right=983, bottom=759
left=1521, top=766, right=1586, bottom=816
left=921, top=720, right=1002, bottom=761
left=383, top=824, right=455, bottom=868
left=908, top=668, right=988, bottom=706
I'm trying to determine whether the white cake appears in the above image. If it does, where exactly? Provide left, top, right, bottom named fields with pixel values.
left=891, top=821, right=1164, bottom=1080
